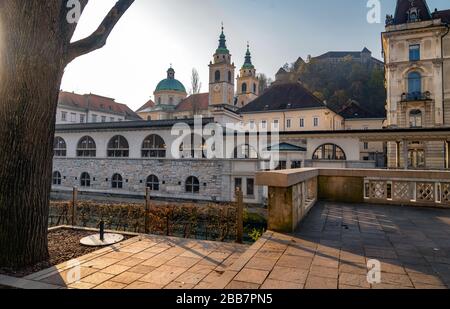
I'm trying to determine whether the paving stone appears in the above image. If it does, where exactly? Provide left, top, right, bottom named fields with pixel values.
left=165, top=282, right=196, bottom=289
left=117, top=257, right=147, bottom=267
left=277, top=255, right=313, bottom=270
left=125, top=281, right=165, bottom=289
left=68, top=281, right=96, bottom=289
left=310, top=266, right=339, bottom=279
left=81, top=272, right=115, bottom=285
left=166, top=256, right=201, bottom=268
left=260, top=279, right=304, bottom=289
left=225, top=281, right=260, bottom=289
left=94, top=281, right=127, bottom=289
left=268, top=266, right=308, bottom=284
left=175, top=272, right=208, bottom=285
left=101, top=264, right=131, bottom=275
left=127, top=264, right=156, bottom=274
left=189, top=264, right=215, bottom=275
left=379, top=273, right=414, bottom=287
left=311, top=256, right=339, bottom=269
left=408, top=273, right=446, bottom=286
left=234, top=268, right=269, bottom=285
left=110, top=272, right=145, bottom=285
left=140, top=265, right=188, bottom=285
left=245, top=257, right=278, bottom=271
left=339, top=263, right=367, bottom=275
left=339, top=272, right=370, bottom=288
left=103, top=251, right=134, bottom=260
left=305, top=276, right=338, bottom=289
left=82, top=257, right=119, bottom=269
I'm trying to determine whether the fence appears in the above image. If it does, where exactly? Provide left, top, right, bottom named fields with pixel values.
left=49, top=188, right=254, bottom=243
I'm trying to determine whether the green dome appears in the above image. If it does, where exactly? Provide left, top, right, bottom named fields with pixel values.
left=155, top=67, right=186, bottom=93
left=155, top=78, right=186, bottom=93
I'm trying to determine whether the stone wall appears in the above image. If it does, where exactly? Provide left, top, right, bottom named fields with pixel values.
left=52, top=158, right=251, bottom=203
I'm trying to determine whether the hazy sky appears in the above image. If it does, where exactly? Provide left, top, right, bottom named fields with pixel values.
left=61, top=0, right=448, bottom=111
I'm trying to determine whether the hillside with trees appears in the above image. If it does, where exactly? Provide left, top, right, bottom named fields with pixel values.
left=281, top=57, right=386, bottom=117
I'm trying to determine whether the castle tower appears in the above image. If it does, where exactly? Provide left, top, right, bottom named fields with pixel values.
left=236, top=43, right=259, bottom=107
left=209, top=25, right=236, bottom=106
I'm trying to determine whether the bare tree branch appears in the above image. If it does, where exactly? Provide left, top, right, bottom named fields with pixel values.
left=60, top=0, right=89, bottom=43
left=65, top=0, right=134, bottom=64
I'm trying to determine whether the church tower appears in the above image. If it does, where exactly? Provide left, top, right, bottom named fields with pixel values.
left=236, top=43, right=259, bottom=107
left=209, top=25, right=236, bottom=106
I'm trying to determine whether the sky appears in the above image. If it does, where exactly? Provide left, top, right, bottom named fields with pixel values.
left=61, top=0, right=448, bottom=111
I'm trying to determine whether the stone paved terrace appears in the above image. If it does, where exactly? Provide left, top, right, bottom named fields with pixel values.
left=211, top=202, right=450, bottom=289
left=2, top=202, right=450, bottom=289
left=16, top=235, right=248, bottom=289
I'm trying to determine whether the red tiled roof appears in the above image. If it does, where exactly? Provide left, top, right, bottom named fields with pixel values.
left=175, top=93, right=209, bottom=113
left=58, top=91, right=141, bottom=120
left=136, top=99, right=156, bottom=112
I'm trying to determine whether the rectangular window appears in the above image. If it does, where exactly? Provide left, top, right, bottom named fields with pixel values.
left=286, top=119, right=292, bottom=129
left=364, top=142, right=369, bottom=150
left=61, top=111, right=67, bottom=122
left=101, top=116, right=106, bottom=123
left=110, top=117, right=115, bottom=122
left=291, top=161, right=302, bottom=169
left=299, top=118, right=305, bottom=128
left=234, top=178, right=242, bottom=193
left=261, top=120, right=267, bottom=130
left=273, top=119, right=279, bottom=130
left=276, top=161, right=287, bottom=170
left=409, top=44, right=420, bottom=61
left=80, top=114, right=85, bottom=123
left=249, top=120, right=255, bottom=130
left=313, top=117, right=319, bottom=127
left=70, top=113, right=76, bottom=123
left=246, top=178, right=255, bottom=197
left=92, top=114, right=98, bottom=123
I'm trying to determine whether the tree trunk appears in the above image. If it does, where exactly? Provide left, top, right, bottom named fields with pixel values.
left=0, top=2, right=66, bottom=268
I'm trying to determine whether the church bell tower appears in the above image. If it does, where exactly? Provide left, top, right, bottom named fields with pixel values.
left=236, top=43, right=259, bottom=107
left=209, top=25, right=236, bottom=106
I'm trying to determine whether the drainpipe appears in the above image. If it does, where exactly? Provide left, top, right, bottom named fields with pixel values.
left=441, top=23, right=449, bottom=126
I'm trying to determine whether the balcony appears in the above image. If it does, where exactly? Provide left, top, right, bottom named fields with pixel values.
left=401, top=91, right=432, bottom=102
left=256, top=168, right=450, bottom=233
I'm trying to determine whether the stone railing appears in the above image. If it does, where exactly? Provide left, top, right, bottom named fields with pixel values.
left=256, top=168, right=450, bottom=233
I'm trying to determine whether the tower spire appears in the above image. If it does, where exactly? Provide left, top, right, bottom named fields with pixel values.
left=242, top=41, right=254, bottom=69
left=216, top=23, right=229, bottom=54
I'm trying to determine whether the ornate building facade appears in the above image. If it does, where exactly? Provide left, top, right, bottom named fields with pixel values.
left=383, top=0, right=450, bottom=169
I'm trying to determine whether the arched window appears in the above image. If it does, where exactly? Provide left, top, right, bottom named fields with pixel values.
left=234, top=144, right=258, bottom=159
left=146, top=175, right=160, bottom=191
left=158, top=97, right=161, bottom=104
left=54, top=137, right=67, bottom=157
left=241, top=83, right=248, bottom=93
left=80, top=172, right=91, bottom=187
left=169, top=97, right=174, bottom=105
left=112, top=173, right=123, bottom=189
left=409, top=110, right=423, bottom=128
left=253, top=83, right=257, bottom=93
left=142, top=134, right=166, bottom=158
left=108, top=136, right=129, bottom=157
left=147, top=116, right=152, bottom=121
left=312, top=144, right=347, bottom=161
left=186, top=176, right=200, bottom=194
left=52, top=171, right=62, bottom=185
left=228, top=71, right=232, bottom=83
left=77, top=136, right=96, bottom=157
left=408, top=72, right=422, bottom=98
left=215, top=70, right=221, bottom=82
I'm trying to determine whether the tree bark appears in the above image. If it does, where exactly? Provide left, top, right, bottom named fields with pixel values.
left=0, top=0, right=133, bottom=269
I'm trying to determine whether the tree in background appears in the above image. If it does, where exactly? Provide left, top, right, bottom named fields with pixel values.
left=0, top=0, right=134, bottom=268
left=189, top=68, right=202, bottom=116
left=257, top=73, right=272, bottom=95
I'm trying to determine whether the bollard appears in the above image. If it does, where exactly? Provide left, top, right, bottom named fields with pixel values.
left=145, top=187, right=150, bottom=234
left=72, top=187, right=78, bottom=226
left=99, top=221, right=105, bottom=241
left=236, top=188, right=244, bottom=244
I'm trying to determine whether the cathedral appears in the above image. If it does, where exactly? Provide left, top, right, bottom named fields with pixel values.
left=136, top=26, right=260, bottom=121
